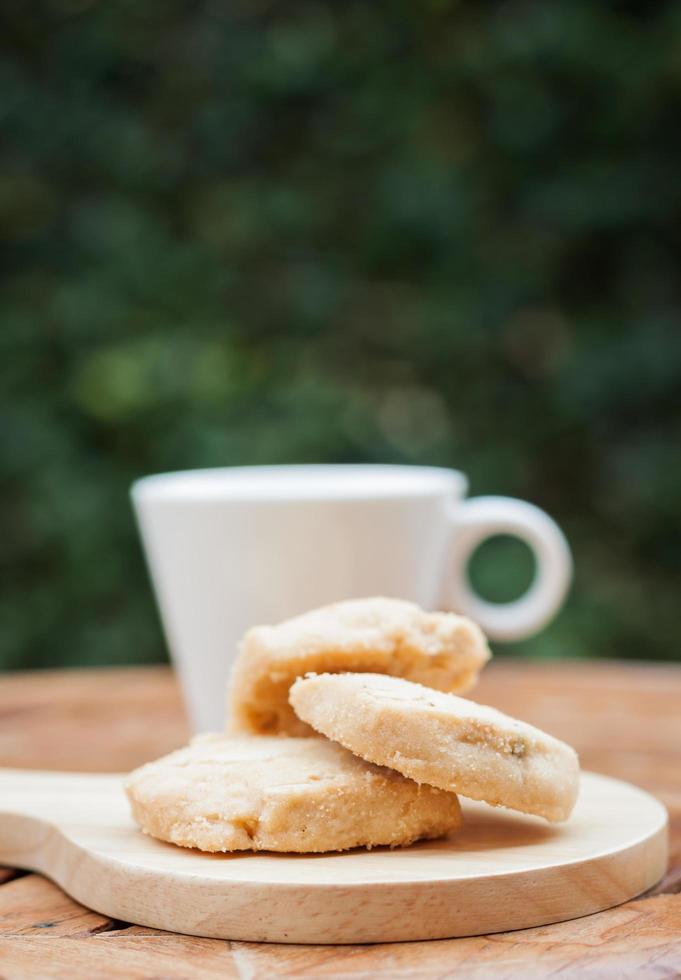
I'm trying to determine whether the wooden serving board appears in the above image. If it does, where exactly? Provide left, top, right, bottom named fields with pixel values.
left=0, top=769, right=666, bottom=945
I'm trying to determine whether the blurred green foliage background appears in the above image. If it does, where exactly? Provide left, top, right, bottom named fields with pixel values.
left=2, top=1, right=680, bottom=671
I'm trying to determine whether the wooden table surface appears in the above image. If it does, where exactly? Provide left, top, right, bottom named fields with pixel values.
left=0, top=659, right=680, bottom=979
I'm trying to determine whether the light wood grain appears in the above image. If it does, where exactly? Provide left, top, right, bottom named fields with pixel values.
left=0, top=936, right=241, bottom=980
left=0, top=767, right=667, bottom=943
left=0, top=666, right=188, bottom=772
left=227, top=893, right=681, bottom=979
left=0, top=661, right=680, bottom=976
left=2, top=886, right=681, bottom=980
left=0, top=874, right=111, bottom=936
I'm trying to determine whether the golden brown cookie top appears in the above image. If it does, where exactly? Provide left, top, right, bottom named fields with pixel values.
left=290, top=672, right=579, bottom=822
left=126, top=732, right=461, bottom=853
left=229, top=597, right=491, bottom=735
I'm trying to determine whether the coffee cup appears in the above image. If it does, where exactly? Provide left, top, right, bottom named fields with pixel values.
left=132, top=464, right=571, bottom=730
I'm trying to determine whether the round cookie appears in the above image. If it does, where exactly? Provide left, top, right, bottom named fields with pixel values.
left=289, top=673, right=579, bottom=822
left=126, top=733, right=462, bottom=853
left=228, top=597, right=491, bottom=736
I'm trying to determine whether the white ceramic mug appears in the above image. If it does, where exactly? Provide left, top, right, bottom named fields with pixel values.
left=132, top=465, right=571, bottom=730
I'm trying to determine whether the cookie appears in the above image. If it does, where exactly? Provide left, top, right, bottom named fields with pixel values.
left=126, top=733, right=462, bottom=853
left=228, top=597, right=491, bottom=736
left=289, top=673, right=579, bottom=822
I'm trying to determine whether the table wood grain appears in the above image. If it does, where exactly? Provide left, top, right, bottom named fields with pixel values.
left=1, top=660, right=680, bottom=978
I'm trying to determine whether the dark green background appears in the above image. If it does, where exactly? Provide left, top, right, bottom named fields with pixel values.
left=2, top=1, right=680, bottom=671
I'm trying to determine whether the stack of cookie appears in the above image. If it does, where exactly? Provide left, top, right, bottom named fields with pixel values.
left=127, top=598, right=579, bottom=853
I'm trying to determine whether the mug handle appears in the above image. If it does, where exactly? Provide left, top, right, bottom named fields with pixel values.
left=443, top=496, right=572, bottom=642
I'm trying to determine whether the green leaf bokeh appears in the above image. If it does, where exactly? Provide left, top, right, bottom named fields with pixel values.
left=2, top=0, right=680, bottom=669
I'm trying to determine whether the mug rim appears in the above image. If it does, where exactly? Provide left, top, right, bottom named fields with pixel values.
left=131, top=464, right=468, bottom=504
